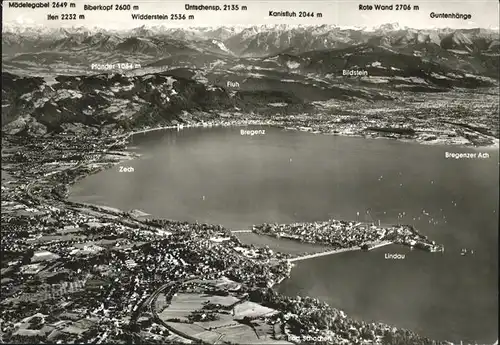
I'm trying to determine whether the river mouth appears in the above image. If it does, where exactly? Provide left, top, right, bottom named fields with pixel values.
left=69, top=126, right=499, bottom=343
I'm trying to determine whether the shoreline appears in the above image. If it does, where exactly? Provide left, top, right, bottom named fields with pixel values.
left=111, top=119, right=500, bottom=149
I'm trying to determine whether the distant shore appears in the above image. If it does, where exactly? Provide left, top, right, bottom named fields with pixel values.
left=113, top=119, right=500, bottom=149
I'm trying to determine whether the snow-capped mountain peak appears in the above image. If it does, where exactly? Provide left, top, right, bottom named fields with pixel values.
left=211, top=40, right=231, bottom=54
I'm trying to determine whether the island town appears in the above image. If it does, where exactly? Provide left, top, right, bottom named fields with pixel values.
left=252, top=220, right=444, bottom=257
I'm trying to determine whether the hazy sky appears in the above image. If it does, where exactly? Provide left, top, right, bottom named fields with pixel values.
left=3, top=0, right=499, bottom=30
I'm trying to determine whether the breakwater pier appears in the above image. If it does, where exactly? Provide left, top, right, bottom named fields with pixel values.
left=287, top=241, right=393, bottom=263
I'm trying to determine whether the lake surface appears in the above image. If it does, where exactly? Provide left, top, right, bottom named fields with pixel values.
left=70, top=126, right=499, bottom=343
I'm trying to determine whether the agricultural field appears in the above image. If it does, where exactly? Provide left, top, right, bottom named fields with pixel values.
left=157, top=281, right=292, bottom=344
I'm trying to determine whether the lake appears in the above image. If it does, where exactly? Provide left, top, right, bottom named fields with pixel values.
left=70, top=126, right=499, bottom=343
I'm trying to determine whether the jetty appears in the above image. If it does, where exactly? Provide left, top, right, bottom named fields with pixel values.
left=365, top=240, right=393, bottom=251
left=288, top=246, right=361, bottom=262
left=288, top=241, right=393, bottom=262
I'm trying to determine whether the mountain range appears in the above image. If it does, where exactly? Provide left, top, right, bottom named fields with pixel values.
left=2, top=24, right=499, bottom=136
left=3, top=24, right=500, bottom=57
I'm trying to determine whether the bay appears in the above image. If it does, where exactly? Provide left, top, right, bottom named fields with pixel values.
left=70, top=126, right=499, bottom=343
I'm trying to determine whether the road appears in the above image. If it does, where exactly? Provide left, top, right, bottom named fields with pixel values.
left=148, top=277, right=206, bottom=343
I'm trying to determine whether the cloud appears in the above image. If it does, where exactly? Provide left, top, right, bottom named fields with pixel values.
left=15, top=15, right=34, bottom=25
